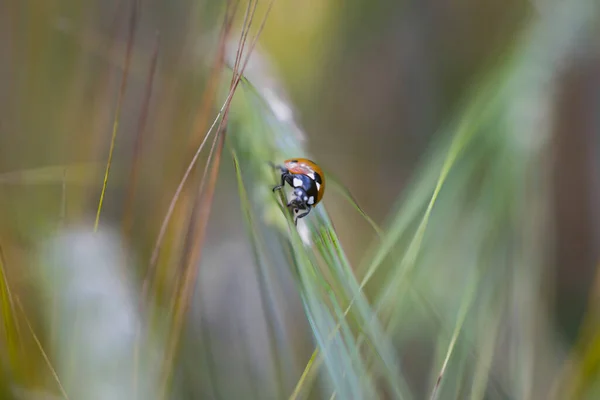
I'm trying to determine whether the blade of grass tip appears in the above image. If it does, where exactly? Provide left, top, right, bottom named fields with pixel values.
left=122, top=29, right=160, bottom=239
left=14, top=295, right=69, bottom=400
left=288, top=348, right=321, bottom=400
left=94, top=0, right=139, bottom=232
left=232, top=150, right=287, bottom=399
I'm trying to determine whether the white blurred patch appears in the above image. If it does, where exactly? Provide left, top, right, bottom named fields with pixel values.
left=38, top=225, right=162, bottom=400
left=296, top=216, right=312, bottom=246
left=263, top=87, right=294, bottom=122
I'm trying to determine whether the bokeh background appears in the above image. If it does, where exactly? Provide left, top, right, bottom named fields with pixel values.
left=1, top=0, right=600, bottom=399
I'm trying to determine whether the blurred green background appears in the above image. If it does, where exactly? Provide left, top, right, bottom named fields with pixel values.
left=1, top=0, right=600, bottom=399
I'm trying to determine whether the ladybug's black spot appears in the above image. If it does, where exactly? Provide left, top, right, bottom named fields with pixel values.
left=314, top=172, right=323, bottom=184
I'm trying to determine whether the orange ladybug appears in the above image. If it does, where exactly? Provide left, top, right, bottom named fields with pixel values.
left=272, top=158, right=325, bottom=223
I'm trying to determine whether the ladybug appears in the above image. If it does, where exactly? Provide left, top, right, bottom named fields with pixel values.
left=272, top=158, right=325, bottom=223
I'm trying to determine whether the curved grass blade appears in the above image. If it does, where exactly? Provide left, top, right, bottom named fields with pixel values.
left=94, top=0, right=139, bottom=232
left=319, top=166, right=384, bottom=239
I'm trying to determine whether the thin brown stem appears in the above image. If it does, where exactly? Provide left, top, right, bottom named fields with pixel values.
left=122, top=30, right=160, bottom=239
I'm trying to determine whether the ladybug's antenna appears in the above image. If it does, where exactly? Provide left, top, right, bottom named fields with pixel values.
left=268, top=161, right=286, bottom=173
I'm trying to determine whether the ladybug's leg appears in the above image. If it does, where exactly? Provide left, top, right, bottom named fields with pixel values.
left=269, top=161, right=286, bottom=172
left=270, top=162, right=290, bottom=192
left=272, top=171, right=289, bottom=192
left=296, top=206, right=311, bottom=220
